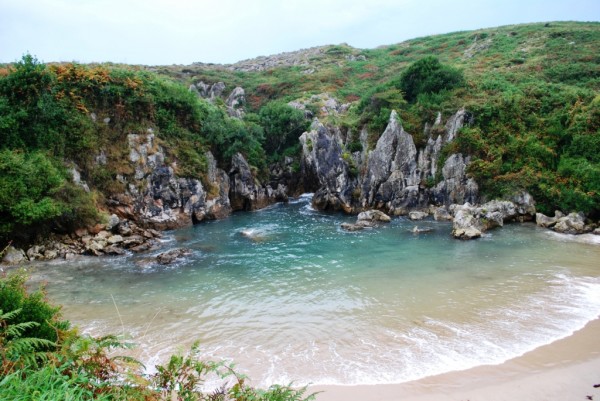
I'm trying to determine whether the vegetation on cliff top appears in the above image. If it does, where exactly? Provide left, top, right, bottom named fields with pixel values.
left=0, top=21, right=599, bottom=248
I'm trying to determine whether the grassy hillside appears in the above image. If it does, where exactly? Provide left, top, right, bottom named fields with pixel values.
left=0, top=21, right=598, bottom=246
left=159, top=21, right=599, bottom=216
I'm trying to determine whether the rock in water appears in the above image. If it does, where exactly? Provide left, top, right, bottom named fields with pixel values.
left=2, top=246, right=27, bottom=264
left=156, top=248, right=192, bottom=265
left=409, top=211, right=428, bottom=221
left=357, top=210, right=392, bottom=222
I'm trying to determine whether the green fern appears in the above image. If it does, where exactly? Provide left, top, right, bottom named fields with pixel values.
left=1, top=308, right=56, bottom=375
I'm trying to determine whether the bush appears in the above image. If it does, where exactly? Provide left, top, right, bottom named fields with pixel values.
left=258, top=101, right=309, bottom=160
left=0, top=150, right=97, bottom=244
left=399, top=56, right=464, bottom=102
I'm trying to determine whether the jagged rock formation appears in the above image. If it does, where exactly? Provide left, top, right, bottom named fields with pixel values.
left=300, top=109, right=479, bottom=215
left=229, top=153, right=286, bottom=211
left=189, top=81, right=246, bottom=118
left=106, top=133, right=279, bottom=230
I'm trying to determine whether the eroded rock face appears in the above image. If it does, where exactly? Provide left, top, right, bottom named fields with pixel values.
left=300, top=121, right=358, bottom=213
left=300, top=108, right=479, bottom=215
left=229, top=153, right=285, bottom=211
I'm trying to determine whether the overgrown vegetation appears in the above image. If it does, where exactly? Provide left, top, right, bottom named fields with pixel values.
left=158, top=21, right=599, bottom=216
left=0, top=270, right=315, bottom=401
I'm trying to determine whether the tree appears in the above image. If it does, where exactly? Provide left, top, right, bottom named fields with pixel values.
left=258, top=101, right=309, bottom=157
left=399, top=56, right=464, bottom=102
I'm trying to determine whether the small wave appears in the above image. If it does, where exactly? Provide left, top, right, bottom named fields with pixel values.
left=544, top=231, right=600, bottom=245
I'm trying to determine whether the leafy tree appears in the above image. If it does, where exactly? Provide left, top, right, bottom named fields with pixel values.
left=258, top=101, right=309, bottom=157
left=399, top=56, right=464, bottom=102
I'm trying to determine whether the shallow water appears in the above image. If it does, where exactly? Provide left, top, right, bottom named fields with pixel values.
left=25, top=195, right=600, bottom=386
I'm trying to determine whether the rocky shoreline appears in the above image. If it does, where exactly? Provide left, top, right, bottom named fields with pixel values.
left=2, top=97, right=599, bottom=266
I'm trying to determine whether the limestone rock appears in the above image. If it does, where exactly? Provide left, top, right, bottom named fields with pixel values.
left=451, top=207, right=482, bottom=239
left=536, top=212, right=559, bottom=228
left=552, top=212, right=589, bottom=235
left=357, top=210, right=392, bottom=223
left=433, top=207, right=453, bottom=221
left=226, top=87, right=245, bottom=118
left=229, top=153, right=281, bottom=211
left=156, top=248, right=192, bottom=265
left=2, top=246, right=26, bottom=265
left=409, top=211, right=428, bottom=221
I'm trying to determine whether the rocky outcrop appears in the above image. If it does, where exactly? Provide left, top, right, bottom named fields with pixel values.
left=341, top=210, right=391, bottom=231
left=190, top=81, right=246, bottom=118
left=300, top=108, right=479, bottom=216
left=300, top=121, right=358, bottom=213
left=229, top=153, right=286, bottom=211
left=537, top=211, right=595, bottom=235
left=189, top=81, right=225, bottom=100
left=450, top=198, right=536, bottom=239
left=96, top=129, right=281, bottom=236
left=225, top=87, right=245, bottom=118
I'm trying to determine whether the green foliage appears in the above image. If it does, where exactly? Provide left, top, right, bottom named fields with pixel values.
left=258, top=101, right=309, bottom=162
left=0, top=270, right=69, bottom=344
left=398, top=56, right=464, bottom=102
left=0, top=150, right=98, bottom=244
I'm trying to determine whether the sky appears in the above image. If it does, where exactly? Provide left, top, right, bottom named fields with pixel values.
left=1, top=0, right=599, bottom=65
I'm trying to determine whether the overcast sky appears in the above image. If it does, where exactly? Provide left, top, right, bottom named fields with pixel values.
left=1, top=0, right=598, bottom=65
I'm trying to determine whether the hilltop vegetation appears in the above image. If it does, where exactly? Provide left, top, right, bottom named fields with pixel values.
left=160, top=21, right=599, bottom=216
left=0, top=21, right=599, bottom=247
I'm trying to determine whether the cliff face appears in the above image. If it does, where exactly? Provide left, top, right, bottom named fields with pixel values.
left=300, top=109, right=479, bottom=215
left=101, top=131, right=281, bottom=230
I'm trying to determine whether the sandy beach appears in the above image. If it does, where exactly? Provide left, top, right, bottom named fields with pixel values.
left=312, top=317, right=600, bottom=401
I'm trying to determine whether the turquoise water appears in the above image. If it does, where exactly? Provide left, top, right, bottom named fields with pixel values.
left=27, top=195, right=600, bottom=386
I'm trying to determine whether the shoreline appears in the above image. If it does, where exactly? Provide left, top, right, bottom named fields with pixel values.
left=311, top=317, right=600, bottom=401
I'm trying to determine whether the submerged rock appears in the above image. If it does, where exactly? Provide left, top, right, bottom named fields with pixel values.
left=156, top=248, right=192, bottom=265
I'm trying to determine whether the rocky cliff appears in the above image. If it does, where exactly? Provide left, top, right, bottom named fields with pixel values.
left=300, top=109, right=479, bottom=215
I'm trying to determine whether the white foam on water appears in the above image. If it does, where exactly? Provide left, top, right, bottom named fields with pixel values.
left=242, top=272, right=600, bottom=387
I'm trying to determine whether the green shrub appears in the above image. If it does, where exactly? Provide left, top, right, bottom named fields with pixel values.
left=399, top=56, right=464, bottom=102
left=258, top=101, right=309, bottom=161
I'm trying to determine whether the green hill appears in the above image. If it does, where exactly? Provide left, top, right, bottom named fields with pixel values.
left=0, top=21, right=598, bottom=246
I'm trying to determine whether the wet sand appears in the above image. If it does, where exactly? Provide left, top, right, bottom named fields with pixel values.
left=312, top=317, right=600, bottom=401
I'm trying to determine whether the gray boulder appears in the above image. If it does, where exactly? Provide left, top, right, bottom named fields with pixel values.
left=357, top=210, right=392, bottom=222
left=409, top=211, right=428, bottom=221
left=553, top=212, right=589, bottom=234
left=433, top=207, right=453, bottom=221
left=451, top=206, right=482, bottom=239
left=2, top=246, right=27, bottom=265
left=156, top=248, right=192, bottom=265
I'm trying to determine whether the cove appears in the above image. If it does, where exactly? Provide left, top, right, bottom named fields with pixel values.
left=26, top=195, right=600, bottom=387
